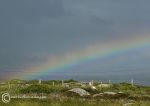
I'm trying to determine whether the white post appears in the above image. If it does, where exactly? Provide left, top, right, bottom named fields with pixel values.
left=109, top=80, right=111, bottom=84
left=92, top=80, right=94, bottom=86
left=89, top=80, right=93, bottom=86
left=131, top=79, right=134, bottom=86
left=39, top=79, right=41, bottom=84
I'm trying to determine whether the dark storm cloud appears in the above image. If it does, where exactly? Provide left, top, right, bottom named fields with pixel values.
left=90, top=15, right=112, bottom=25
left=0, top=0, right=65, bottom=75
left=0, top=0, right=64, bottom=37
left=0, top=0, right=150, bottom=79
left=0, top=0, right=64, bottom=20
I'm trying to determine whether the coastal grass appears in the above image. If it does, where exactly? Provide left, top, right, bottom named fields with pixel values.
left=0, top=79, right=150, bottom=106
left=0, top=98, right=150, bottom=106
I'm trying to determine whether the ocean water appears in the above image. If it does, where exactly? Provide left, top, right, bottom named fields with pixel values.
left=41, top=71, right=150, bottom=86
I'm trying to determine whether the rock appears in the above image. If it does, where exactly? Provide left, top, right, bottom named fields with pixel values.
left=93, top=93, right=103, bottom=98
left=98, top=84, right=111, bottom=88
left=93, top=91, right=129, bottom=99
left=104, top=92, right=117, bottom=95
left=63, top=83, right=69, bottom=88
left=68, top=88, right=90, bottom=96
left=91, top=86, right=97, bottom=90
left=123, top=103, right=134, bottom=106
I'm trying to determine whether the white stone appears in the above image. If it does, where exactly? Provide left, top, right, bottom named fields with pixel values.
left=69, top=88, right=90, bottom=96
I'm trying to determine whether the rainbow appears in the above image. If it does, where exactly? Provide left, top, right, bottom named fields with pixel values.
left=11, top=34, right=150, bottom=80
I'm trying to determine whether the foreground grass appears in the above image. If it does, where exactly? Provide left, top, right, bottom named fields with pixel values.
left=0, top=79, right=150, bottom=106
left=0, top=98, right=150, bottom=106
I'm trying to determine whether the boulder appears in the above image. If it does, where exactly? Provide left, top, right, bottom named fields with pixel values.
left=68, top=88, right=90, bottom=96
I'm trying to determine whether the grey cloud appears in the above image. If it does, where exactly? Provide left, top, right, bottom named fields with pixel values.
left=0, top=0, right=64, bottom=21
left=0, top=0, right=65, bottom=38
left=0, top=0, right=150, bottom=80
left=90, top=15, right=112, bottom=25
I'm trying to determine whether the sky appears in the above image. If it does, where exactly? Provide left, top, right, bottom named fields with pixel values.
left=0, top=0, right=150, bottom=84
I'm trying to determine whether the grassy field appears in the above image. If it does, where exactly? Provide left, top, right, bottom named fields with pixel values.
left=0, top=79, right=150, bottom=106
left=0, top=98, right=150, bottom=106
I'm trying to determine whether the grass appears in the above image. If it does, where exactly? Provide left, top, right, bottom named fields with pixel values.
left=0, top=98, right=150, bottom=106
left=0, top=79, right=150, bottom=106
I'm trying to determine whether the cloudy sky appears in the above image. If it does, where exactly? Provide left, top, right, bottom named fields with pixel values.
left=0, top=0, right=150, bottom=83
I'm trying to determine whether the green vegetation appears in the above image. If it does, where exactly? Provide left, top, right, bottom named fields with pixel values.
left=0, top=98, right=150, bottom=106
left=19, top=84, right=69, bottom=94
left=0, top=79, right=150, bottom=106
